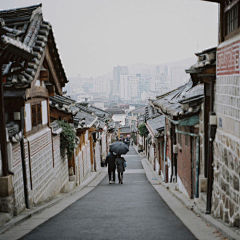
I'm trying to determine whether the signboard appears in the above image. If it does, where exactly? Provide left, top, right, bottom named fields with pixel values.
left=217, top=40, right=240, bottom=76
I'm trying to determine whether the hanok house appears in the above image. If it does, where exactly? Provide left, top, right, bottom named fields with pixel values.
left=152, top=76, right=204, bottom=199
left=49, top=94, right=79, bottom=189
left=145, top=103, right=165, bottom=175
left=73, top=109, right=98, bottom=184
left=185, top=47, right=217, bottom=213
left=202, top=0, right=240, bottom=227
left=0, top=4, right=69, bottom=217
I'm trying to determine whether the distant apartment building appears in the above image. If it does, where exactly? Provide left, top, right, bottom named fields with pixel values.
left=120, top=75, right=140, bottom=101
left=91, top=78, right=111, bottom=96
left=138, top=77, right=150, bottom=100
left=113, top=66, right=129, bottom=93
left=149, top=67, right=170, bottom=93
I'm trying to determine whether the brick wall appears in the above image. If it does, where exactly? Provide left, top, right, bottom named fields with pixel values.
left=177, top=126, right=192, bottom=198
left=211, top=38, right=240, bottom=227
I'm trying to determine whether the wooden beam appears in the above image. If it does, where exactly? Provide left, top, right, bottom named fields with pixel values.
left=25, top=86, right=48, bottom=99
left=40, top=69, right=49, bottom=81
left=46, top=85, right=55, bottom=97
left=45, top=45, right=62, bottom=95
left=50, top=107, right=72, bottom=121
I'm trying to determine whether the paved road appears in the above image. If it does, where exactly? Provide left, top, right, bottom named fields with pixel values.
left=18, top=146, right=195, bottom=240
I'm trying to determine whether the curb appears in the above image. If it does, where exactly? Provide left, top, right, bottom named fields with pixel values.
left=0, top=167, right=107, bottom=235
left=141, top=157, right=240, bottom=240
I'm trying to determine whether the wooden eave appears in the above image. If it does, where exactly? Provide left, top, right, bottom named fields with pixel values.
left=201, top=0, right=223, bottom=3
left=45, top=45, right=62, bottom=95
left=50, top=106, right=73, bottom=122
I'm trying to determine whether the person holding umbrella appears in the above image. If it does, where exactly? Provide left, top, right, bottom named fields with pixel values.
left=115, top=155, right=126, bottom=184
left=105, top=149, right=116, bottom=184
left=109, top=141, right=129, bottom=184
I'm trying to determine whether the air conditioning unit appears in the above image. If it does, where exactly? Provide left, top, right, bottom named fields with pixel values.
left=173, top=144, right=178, bottom=154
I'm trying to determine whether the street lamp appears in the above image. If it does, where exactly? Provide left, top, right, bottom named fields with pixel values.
left=0, top=19, right=34, bottom=176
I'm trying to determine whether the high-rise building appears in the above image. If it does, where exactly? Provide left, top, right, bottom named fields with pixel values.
left=113, top=66, right=129, bottom=93
left=120, top=75, right=139, bottom=101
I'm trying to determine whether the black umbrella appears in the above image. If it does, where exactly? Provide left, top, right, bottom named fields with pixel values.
left=110, top=141, right=129, bottom=155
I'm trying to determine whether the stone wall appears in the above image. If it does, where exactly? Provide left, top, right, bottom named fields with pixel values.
left=27, top=128, right=53, bottom=204
left=212, top=48, right=240, bottom=227
left=212, top=130, right=240, bottom=227
left=52, top=135, right=68, bottom=191
left=11, top=143, right=26, bottom=214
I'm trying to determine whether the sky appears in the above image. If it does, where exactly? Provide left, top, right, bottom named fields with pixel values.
left=1, top=0, right=219, bottom=78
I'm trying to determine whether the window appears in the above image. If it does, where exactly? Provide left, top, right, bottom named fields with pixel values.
left=31, top=103, right=42, bottom=127
left=225, top=2, right=239, bottom=36
left=133, top=113, right=138, bottom=116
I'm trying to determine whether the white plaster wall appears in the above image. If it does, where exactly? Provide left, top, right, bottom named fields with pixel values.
left=86, top=140, right=91, bottom=176
left=82, top=146, right=87, bottom=179
left=155, top=158, right=160, bottom=175
left=149, top=145, right=154, bottom=166
left=95, top=141, right=101, bottom=171
left=77, top=151, right=84, bottom=184
left=101, top=131, right=107, bottom=161
left=177, top=174, right=190, bottom=198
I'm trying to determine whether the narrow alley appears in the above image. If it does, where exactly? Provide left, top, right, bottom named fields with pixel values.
left=0, top=147, right=226, bottom=240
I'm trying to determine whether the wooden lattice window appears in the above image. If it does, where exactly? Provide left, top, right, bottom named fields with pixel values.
left=31, top=103, right=42, bottom=127
left=225, top=2, right=239, bottom=36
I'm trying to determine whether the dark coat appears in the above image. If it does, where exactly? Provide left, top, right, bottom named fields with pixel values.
left=105, top=152, right=116, bottom=171
left=115, top=157, right=126, bottom=173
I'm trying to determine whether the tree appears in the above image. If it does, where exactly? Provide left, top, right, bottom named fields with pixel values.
left=138, top=123, right=148, bottom=137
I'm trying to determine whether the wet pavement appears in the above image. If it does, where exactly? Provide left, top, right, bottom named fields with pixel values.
left=15, top=146, right=195, bottom=240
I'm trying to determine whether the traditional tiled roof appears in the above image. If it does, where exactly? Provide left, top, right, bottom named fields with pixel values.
left=49, top=95, right=79, bottom=115
left=186, top=47, right=216, bottom=74
left=0, top=4, right=68, bottom=90
left=129, top=106, right=146, bottom=114
left=145, top=103, right=160, bottom=121
left=105, top=108, right=125, bottom=114
left=5, top=121, right=22, bottom=142
left=73, top=111, right=97, bottom=130
left=153, top=79, right=203, bottom=119
left=88, top=105, right=111, bottom=118
left=50, top=120, right=62, bottom=135
left=146, top=115, right=165, bottom=137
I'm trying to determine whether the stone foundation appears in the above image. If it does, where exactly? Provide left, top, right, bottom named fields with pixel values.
left=212, top=129, right=240, bottom=228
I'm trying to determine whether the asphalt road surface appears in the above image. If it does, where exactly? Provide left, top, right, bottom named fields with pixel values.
left=20, top=146, right=196, bottom=240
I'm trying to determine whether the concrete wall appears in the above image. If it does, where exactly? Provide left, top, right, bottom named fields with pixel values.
left=211, top=37, right=240, bottom=227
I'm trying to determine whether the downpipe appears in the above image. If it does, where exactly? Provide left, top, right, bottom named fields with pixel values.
left=163, top=125, right=167, bottom=182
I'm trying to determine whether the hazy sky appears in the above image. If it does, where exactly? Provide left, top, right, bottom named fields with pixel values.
left=1, top=0, right=218, bottom=78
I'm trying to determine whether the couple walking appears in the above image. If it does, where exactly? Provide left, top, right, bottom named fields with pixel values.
left=105, top=150, right=126, bottom=184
